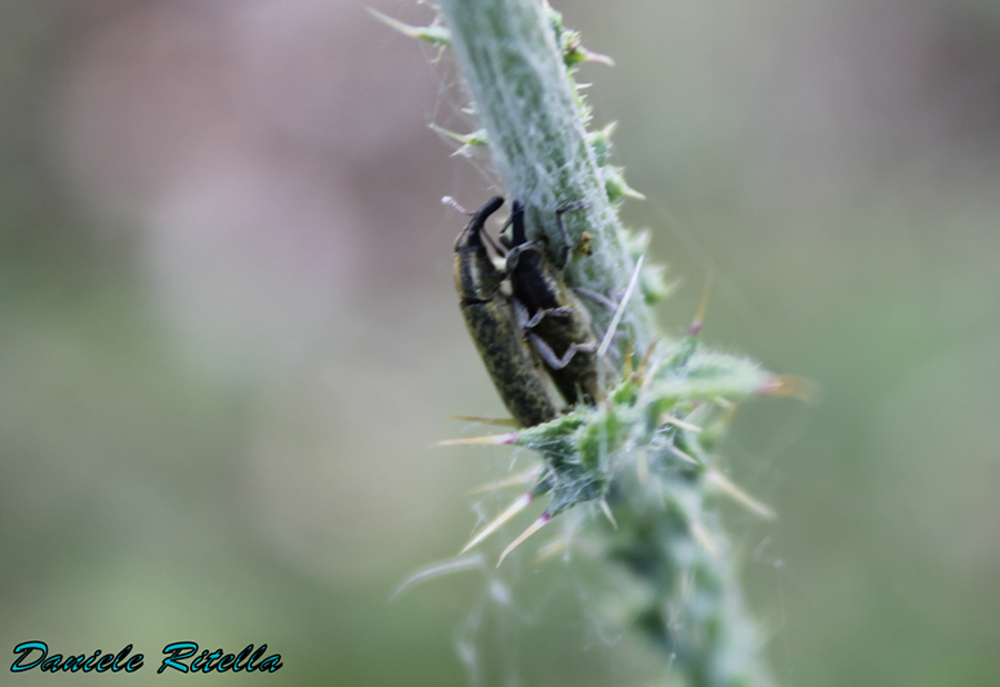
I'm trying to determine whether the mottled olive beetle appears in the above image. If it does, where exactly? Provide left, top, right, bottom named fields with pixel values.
left=453, top=197, right=562, bottom=427
left=503, top=200, right=611, bottom=406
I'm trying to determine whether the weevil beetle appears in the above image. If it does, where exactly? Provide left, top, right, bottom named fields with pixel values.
left=503, top=200, right=610, bottom=406
left=454, top=197, right=563, bottom=428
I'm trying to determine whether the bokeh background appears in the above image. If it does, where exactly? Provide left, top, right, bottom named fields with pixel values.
left=2, top=0, right=999, bottom=685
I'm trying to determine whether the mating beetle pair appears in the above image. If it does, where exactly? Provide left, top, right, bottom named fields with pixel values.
left=453, top=196, right=608, bottom=427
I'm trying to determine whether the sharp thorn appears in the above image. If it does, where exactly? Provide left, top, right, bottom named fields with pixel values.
left=690, top=519, right=719, bottom=556
left=597, top=254, right=644, bottom=359
left=460, top=493, right=533, bottom=554
left=622, top=334, right=636, bottom=378
left=436, top=433, right=518, bottom=447
left=430, top=124, right=486, bottom=147
left=690, top=269, right=715, bottom=336
left=635, top=336, right=661, bottom=381
left=497, top=513, right=552, bottom=567
left=714, top=397, right=735, bottom=410
left=759, top=375, right=820, bottom=402
left=365, top=8, right=449, bottom=45
left=467, top=467, right=541, bottom=495
left=622, top=184, right=647, bottom=200
left=636, top=448, right=649, bottom=485
left=598, top=499, right=618, bottom=530
left=705, top=470, right=777, bottom=520
left=446, top=414, right=519, bottom=427
left=533, top=537, right=567, bottom=565
left=658, top=413, right=703, bottom=433
left=389, top=553, right=485, bottom=601
left=581, top=48, right=615, bottom=66
left=669, top=445, right=699, bottom=465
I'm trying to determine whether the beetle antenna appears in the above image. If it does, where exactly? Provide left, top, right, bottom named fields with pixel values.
left=441, top=196, right=472, bottom=215
left=480, top=223, right=506, bottom=257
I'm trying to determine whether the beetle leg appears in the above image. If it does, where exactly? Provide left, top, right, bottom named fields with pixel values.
left=523, top=306, right=573, bottom=329
left=511, top=297, right=531, bottom=330
left=576, top=287, right=619, bottom=312
left=529, top=333, right=598, bottom=371
left=512, top=298, right=570, bottom=329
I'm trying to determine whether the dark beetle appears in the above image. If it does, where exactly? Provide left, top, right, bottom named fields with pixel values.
left=454, top=197, right=562, bottom=427
left=503, top=200, right=608, bottom=406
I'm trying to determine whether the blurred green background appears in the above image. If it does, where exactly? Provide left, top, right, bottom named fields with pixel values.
left=2, top=0, right=998, bottom=685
